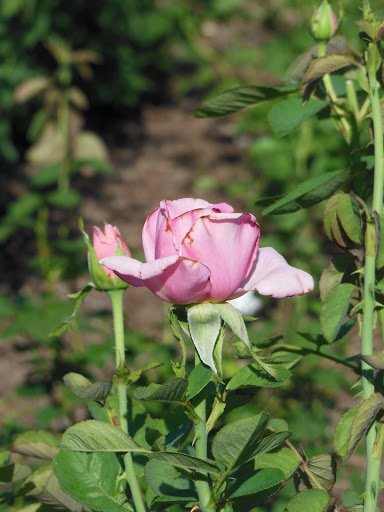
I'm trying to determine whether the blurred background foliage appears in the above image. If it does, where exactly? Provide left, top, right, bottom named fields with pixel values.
left=2, top=0, right=384, bottom=510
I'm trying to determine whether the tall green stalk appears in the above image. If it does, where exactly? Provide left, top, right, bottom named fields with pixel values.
left=193, top=351, right=214, bottom=512
left=361, top=42, right=384, bottom=512
left=108, top=289, right=146, bottom=512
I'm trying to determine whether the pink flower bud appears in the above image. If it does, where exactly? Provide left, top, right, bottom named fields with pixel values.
left=93, top=224, right=131, bottom=281
left=310, top=0, right=338, bottom=42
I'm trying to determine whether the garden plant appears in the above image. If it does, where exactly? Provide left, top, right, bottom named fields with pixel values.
left=3, top=0, right=384, bottom=511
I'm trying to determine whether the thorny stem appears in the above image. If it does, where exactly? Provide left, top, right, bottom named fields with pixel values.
left=193, top=351, right=215, bottom=512
left=108, top=290, right=146, bottom=512
left=274, top=345, right=359, bottom=372
left=362, top=41, right=384, bottom=512
left=317, top=41, right=351, bottom=142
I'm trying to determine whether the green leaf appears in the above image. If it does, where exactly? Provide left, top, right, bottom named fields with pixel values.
left=0, top=463, right=32, bottom=483
left=150, top=451, right=219, bottom=474
left=254, top=195, right=283, bottom=208
left=254, top=431, right=291, bottom=456
left=336, top=194, right=361, bottom=244
left=319, top=254, right=356, bottom=302
left=262, top=169, right=350, bottom=215
left=226, top=363, right=291, bottom=390
left=64, top=373, right=112, bottom=401
left=46, top=189, right=82, bottom=209
left=50, top=283, right=94, bottom=337
left=331, top=209, right=350, bottom=248
left=135, top=378, right=188, bottom=403
left=213, top=322, right=226, bottom=378
left=295, top=454, right=336, bottom=492
left=60, top=420, right=149, bottom=453
left=24, top=469, right=83, bottom=512
left=28, top=164, right=62, bottom=188
left=212, top=413, right=269, bottom=470
left=226, top=467, right=284, bottom=499
left=354, top=20, right=377, bottom=41
left=14, top=77, right=51, bottom=103
left=269, top=346, right=303, bottom=369
left=213, top=302, right=250, bottom=347
left=63, top=372, right=91, bottom=393
left=345, top=393, right=384, bottom=462
left=254, top=446, right=300, bottom=479
left=78, top=381, right=112, bottom=401
left=54, top=450, right=132, bottom=512
left=21, top=466, right=82, bottom=512
left=0, top=193, right=42, bottom=243
left=195, top=84, right=297, bottom=118
left=321, top=283, right=355, bottom=342
left=342, top=489, right=364, bottom=507
left=268, top=97, right=329, bottom=137
left=303, top=54, right=360, bottom=85
left=285, top=489, right=330, bottom=511
left=89, top=401, right=111, bottom=423
left=188, top=303, right=222, bottom=373
left=0, top=450, right=10, bottom=467
left=186, top=363, right=212, bottom=400
left=361, top=350, right=384, bottom=370
left=164, top=422, right=192, bottom=452
left=151, top=495, right=195, bottom=511
left=145, top=459, right=196, bottom=498
left=11, top=431, right=59, bottom=460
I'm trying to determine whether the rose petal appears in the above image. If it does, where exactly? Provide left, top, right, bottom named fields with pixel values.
left=181, top=212, right=259, bottom=302
left=167, top=208, right=218, bottom=252
left=142, top=206, right=166, bottom=262
left=161, top=198, right=213, bottom=218
left=100, top=255, right=212, bottom=304
left=161, top=198, right=235, bottom=219
left=237, top=247, right=314, bottom=298
left=144, top=200, right=237, bottom=260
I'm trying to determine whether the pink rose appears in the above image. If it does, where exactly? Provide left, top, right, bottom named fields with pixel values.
left=100, top=198, right=313, bottom=305
left=93, top=224, right=131, bottom=280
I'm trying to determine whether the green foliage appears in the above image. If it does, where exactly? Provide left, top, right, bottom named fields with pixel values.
left=320, top=283, right=356, bottom=342
left=145, top=459, right=196, bottom=499
left=186, top=363, right=213, bottom=400
left=60, top=420, right=148, bottom=453
left=195, top=85, right=297, bottom=118
left=344, top=394, right=384, bottom=463
left=226, top=364, right=291, bottom=390
left=284, top=489, right=330, bottom=511
left=334, top=407, right=358, bottom=459
left=262, top=168, right=351, bottom=215
left=11, top=431, right=59, bottom=460
left=268, top=97, right=329, bottom=137
left=211, top=413, right=290, bottom=471
left=54, top=451, right=131, bottom=512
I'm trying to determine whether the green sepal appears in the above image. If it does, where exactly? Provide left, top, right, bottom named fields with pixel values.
left=187, top=303, right=222, bottom=373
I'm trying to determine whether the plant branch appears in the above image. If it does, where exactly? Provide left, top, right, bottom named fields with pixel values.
left=193, top=351, right=215, bottom=512
left=361, top=40, right=384, bottom=512
left=273, top=344, right=359, bottom=373
left=108, top=289, right=146, bottom=512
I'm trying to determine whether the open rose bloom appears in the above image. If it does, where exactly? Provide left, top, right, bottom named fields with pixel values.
left=100, top=198, right=313, bottom=305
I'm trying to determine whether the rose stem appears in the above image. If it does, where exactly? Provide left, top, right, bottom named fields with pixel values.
left=362, top=40, right=384, bottom=512
left=108, top=289, right=146, bottom=512
left=193, top=350, right=215, bottom=511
